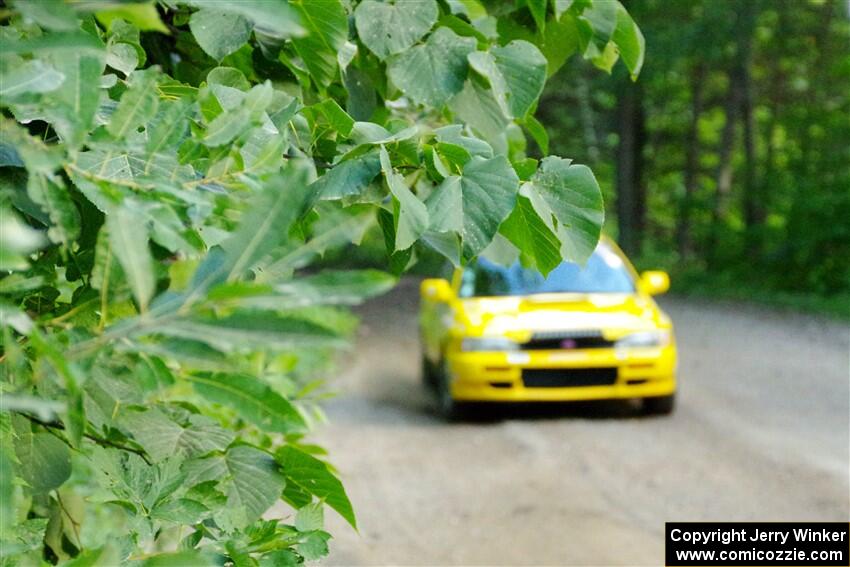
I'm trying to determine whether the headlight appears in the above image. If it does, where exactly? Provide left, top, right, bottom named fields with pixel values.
left=460, top=337, right=519, bottom=352
left=614, top=330, right=671, bottom=348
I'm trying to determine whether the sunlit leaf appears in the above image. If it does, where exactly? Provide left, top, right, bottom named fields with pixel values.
left=187, top=373, right=307, bottom=434
left=107, top=69, right=159, bottom=139
left=611, top=2, right=645, bottom=79
left=291, top=0, right=348, bottom=87
left=190, top=9, right=253, bottom=61
left=0, top=60, right=64, bottom=98
left=467, top=40, right=547, bottom=119
left=106, top=204, right=155, bottom=311
left=525, top=156, right=604, bottom=263
left=278, top=445, right=356, bottom=529
left=354, top=0, right=438, bottom=60
left=119, top=408, right=234, bottom=463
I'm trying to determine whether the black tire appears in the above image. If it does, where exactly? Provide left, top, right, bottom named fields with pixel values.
left=421, top=354, right=438, bottom=390
left=435, top=363, right=467, bottom=421
left=642, top=393, right=676, bottom=415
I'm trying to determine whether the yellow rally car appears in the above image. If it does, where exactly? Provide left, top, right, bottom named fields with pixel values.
left=419, top=238, right=677, bottom=418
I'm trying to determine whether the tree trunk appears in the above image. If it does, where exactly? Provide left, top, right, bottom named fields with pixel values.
left=707, top=3, right=756, bottom=264
left=707, top=77, right=741, bottom=259
left=616, top=79, right=645, bottom=257
left=676, top=62, right=706, bottom=259
left=740, top=10, right=760, bottom=256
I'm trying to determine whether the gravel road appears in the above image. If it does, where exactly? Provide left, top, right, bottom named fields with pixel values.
left=313, top=279, right=849, bottom=566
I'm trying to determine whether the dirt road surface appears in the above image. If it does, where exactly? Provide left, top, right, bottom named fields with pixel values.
left=312, top=279, right=849, bottom=566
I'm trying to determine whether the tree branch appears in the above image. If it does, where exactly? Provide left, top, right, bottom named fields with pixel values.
left=20, top=413, right=153, bottom=466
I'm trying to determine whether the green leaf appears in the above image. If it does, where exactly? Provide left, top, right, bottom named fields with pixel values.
left=295, top=502, right=324, bottom=532
left=380, top=146, right=428, bottom=250
left=185, top=446, right=284, bottom=531
left=523, top=114, right=549, bottom=154
left=107, top=69, right=159, bottom=139
left=272, top=270, right=395, bottom=307
left=467, top=40, right=547, bottom=119
left=0, top=450, right=13, bottom=532
left=431, top=155, right=519, bottom=258
left=150, top=498, right=209, bottom=524
left=186, top=373, right=307, bottom=434
left=0, top=60, right=65, bottom=98
left=496, top=10, right=580, bottom=77
left=185, top=0, right=303, bottom=39
left=290, top=0, right=348, bottom=87
left=202, top=106, right=250, bottom=146
left=448, top=80, right=509, bottom=146
left=307, top=99, right=354, bottom=136
left=95, top=3, right=168, bottom=33
left=611, top=2, right=644, bottom=79
left=219, top=165, right=311, bottom=281
left=146, top=99, right=193, bottom=154
left=118, top=408, right=234, bottom=463
left=527, top=0, right=548, bottom=32
left=526, top=156, right=604, bottom=263
left=14, top=431, right=71, bottom=494
left=296, top=531, right=330, bottom=560
left=576, top=0, right=617, bottom=57
left=312, top=153, right=381, bottom=201
left=207, top=66, right=250, bottom=90
left=500, top=192, right=562, bottom=275
left=156, top=311, right=345, bottom=352
left=140, top=551, right=215, bottom=567
left=190, top=9, right=253, bottom=61
left=239, top=128, right=286, bottom=175
left=0, top=394, right=63, bottom=421
left=106, top=204, right=155, bottom=312
left=434, top=124, right=494, bottom=158
left=44, top=51, right=105, bottom=146
left=26, top=174, right=80, bottom=246
left=354, top=0, right=438, bottom=60
left=278, top=445, right=356, bottom=529
left=349, top=122, right=419, bottom=145
left=106, top=42, right=139, bottom=76
left=13, top=0, right=78, bottom=31
left=387, top=27, right=476, bottom=107
left=0, top=207, right=47, bottom=271
left=0, top=31, right=104, bottom=55
left=425, top=176, right=463, bottom=233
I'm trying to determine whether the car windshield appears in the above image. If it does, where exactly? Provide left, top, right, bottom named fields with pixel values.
left=459, top=243, right=635, bottom=297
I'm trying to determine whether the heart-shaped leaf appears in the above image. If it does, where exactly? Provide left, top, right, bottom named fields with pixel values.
left=388, top=27, right=476, bottom=107
left=354, top=0, right=438, bottom=60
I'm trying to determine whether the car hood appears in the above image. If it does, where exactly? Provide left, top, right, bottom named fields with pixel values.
left=457, top=293, right=666, bottom=339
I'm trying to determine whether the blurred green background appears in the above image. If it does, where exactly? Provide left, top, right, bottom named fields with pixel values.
left=325, top=0, right=850, bottom=318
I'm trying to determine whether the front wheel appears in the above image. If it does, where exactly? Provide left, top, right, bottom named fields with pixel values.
left=421, top=354, right=438, bottom=390
left=435, top=364, right=467, bottom=421
left=642, top=393, right=676, bottom=415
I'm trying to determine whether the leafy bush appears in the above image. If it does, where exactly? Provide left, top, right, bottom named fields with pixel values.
left=0, top=0, right=642, bottom=564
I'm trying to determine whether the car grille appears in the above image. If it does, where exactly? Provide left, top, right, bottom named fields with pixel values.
left=522, top=367, right=618, bottom=388
left=522, top=330, right=613, bottom=350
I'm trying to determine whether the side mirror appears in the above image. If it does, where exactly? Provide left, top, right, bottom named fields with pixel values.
left=421, top=278, right=453, bottom=302
left=640, top=271, right=670, bottom=296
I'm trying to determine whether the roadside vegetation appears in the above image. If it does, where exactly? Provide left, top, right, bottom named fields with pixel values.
left=539, top=0, right=850, bottom=319
left=0, top=0, right=644, bottom=564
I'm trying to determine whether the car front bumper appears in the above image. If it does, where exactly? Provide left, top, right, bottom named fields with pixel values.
left=446, top=345, right=676, bottom=402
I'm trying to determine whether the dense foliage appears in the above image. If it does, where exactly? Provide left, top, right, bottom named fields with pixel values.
left=539, top=0, right=850, bottom=303
left=0, top=0, right=643, bottom=564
